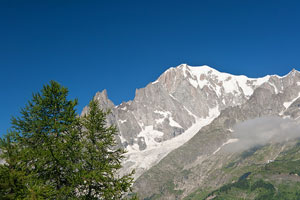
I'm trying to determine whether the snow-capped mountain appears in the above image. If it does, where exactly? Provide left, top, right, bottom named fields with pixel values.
left=82, top=64, right=298, bottom=179
left=133, top=67, right=300, bottom=199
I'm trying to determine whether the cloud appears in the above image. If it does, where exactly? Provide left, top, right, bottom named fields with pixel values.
left=224, top=116, right=300, bottom=152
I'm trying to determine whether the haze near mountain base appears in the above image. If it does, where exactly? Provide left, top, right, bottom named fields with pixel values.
left=225, top=116, right=300, bottom=152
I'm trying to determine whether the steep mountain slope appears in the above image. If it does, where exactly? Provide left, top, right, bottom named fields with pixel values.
left=82, top=64, right=277, bottom=178
left=185, top=140, right=300, bottom=200
left=83, top=64, right=300, bottom=199
left=133, top=68, right=300, bottom=199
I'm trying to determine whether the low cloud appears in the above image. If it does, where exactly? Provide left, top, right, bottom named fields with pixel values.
left=225, top=116, right=300, bottom=152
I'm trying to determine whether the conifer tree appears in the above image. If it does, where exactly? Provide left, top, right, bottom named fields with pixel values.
left=0, top=81, right=137, bottom=199
left=0, top=131, right=28, bottom=199
left=78, top=100, right=135, bottom=199
left=10, top=80, right=81, bottom=199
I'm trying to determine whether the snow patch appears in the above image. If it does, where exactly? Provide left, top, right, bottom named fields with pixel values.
left=283, top=92, right=300, bottom=109
left=154, top=110, right=182, bottom=128
left=139, top=126, right=163, bottom=147
left=227, top=128, right=234, bottom=132
left=152, top=80, right=159, bottom=84
left=182, top=65, right=270, bottom=97
left=155, top=117, right=165, bottom=124
left=222, top=80, right=240, bottom=94
left=268, top=82, right=279, bottom=94
left=121, top=107, right=127, bottom=111
left=124, top=106, right=220, bottom=179
left=119, top=119, right=127, bottom=124
left=154, top=110, right=169, bottom=117
left=213, top=138, right=239, bottom=155
left=169, top=94, right=178, bottom=101
left=169, top=116, right=182, bottom=128
left=119, top=134, right=127, bottom=144
left=183, top=106, right=197, bottom=120
left=189, top=78, right=199, bottom=88
left=253, top=75, right=270, bottom=86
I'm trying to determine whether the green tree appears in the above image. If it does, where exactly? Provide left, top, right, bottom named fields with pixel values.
left=0, top=131, right=28, bottom=200
left=0, top=81, right=136, bottom=199
left=10, top=80, right=81, bottom=199
left=78, top=99, right=135, bottom=199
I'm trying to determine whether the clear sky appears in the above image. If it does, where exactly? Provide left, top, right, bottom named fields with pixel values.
left=1, top=0, right=300, bottom=135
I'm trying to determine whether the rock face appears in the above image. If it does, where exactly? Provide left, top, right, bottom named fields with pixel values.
left=82, top=64, right=300, bottom=180
left=133, top=67, right=300, bottom=199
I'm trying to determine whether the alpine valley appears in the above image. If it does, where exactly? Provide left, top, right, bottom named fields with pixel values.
left=82, top=64, right=300, bottom=199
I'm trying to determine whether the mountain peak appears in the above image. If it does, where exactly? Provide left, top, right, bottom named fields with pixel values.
left=95, top=89, right=108, bottom=99
left=94, top=89, right=115, bottom=108
left=182, top=64, right=219, bottom=77
left=290, top=68, right=299, bottom=75
left=177, top=63, right=215, bottom=72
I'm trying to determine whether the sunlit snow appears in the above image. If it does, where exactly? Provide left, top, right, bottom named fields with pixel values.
left=180, top=64, right=270, bottom=97
left=124, top=106, right=220, bottom=179
left=283, top=92, right=300, bottom=109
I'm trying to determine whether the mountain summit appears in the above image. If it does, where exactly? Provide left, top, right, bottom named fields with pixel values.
left=82, top=64, right=299, bottom=181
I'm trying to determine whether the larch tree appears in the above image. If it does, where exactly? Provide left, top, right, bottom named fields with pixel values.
left=10, top=80, right=82, bottom=199
left=78, top=100, right=135, bottom=199
left=0, top=81, right=136, bottom=199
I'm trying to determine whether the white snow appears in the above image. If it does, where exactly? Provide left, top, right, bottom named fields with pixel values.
left=253, top=75, right=270, bottom=86
left=152, top=80, right=159, bottom=84
left=154, top=110, right=182, bottom=128
left=181, top=65, right=270, bottom=97
left=154, top=110, right=169, bottom=116
left=169, top=116, right=182, bottom=128
left=283, top=92, right=300, bottom=109
left=124, top=106, right=220, bottom=179
left=118, top=64, right=289, bottom=179
left=268, top=82, right=279, bottom=94
left=213, top=138, right=239, bottom=155
left=198, top=78, right=210, bottom=89
left=183, top=106, right=197, bottom=120
left=118, top=119, right=127, bottom=124
left=188, top=78, right=199, bottom=88
left=181, top=64, right=189, bottom=77
left=227, top=128, right=234, bottom=132
left=137, top=126, right=164, bottom=148
left=155, top=117, right=165, bottom=124
left=119, top=134, right=127, bottom=143
left=169, top=93, right=178, bottom=101
left=222, top=80, right=239, bottom=94
left=154, top=110, right=169, bottom=124
left=121, top=107, right=127, bottom=111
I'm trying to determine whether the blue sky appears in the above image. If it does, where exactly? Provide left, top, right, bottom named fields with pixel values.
left=1, top=0, right=300, bottom=135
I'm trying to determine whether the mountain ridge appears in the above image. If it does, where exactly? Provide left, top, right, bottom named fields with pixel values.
left=81, top=64, right=298, bottom=181
left=132, top=65, right=300, bottom=199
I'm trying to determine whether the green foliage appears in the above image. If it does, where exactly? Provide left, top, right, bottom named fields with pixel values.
left=0, top=132, right=28, bottom=199
left=77, top=100, right=134, bottom=199
left=187, top=142, right=300, bottom=200
left=183, top=141, right=300, bottom=200
left=203, top=177, right=277, bottom=200
left=250, top=179, right=275, bottom=192
left=0, top=81, right=135, bottom=199
left=9, top=81, right=81, bottom=199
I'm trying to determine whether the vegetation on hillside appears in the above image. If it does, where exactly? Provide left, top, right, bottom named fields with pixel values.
left=185, top=142, right=300, bottom=200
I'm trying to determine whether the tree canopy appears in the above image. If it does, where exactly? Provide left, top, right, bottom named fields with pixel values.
left=0, top=81, right=136, bottom=199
